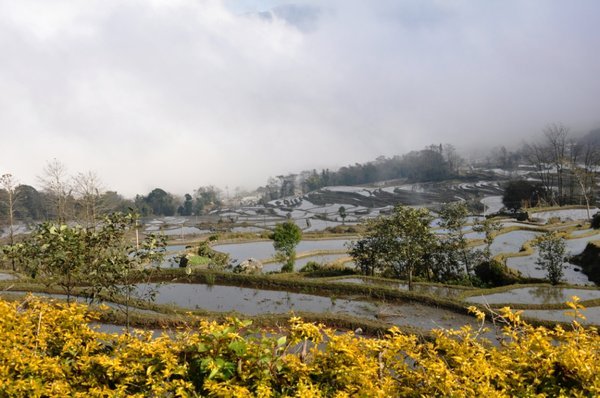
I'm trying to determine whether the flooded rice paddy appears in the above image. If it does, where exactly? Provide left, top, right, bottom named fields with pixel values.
left=213, top=239, right=350, bottom=262
left=505, top=234, right=599, bottom=285
left=133, top=283, right=492, bottom=332
left=466, top=286, right=600, bottom=305
left=530, top=208, right=599, bottom=223
left=490, top=230, right=541, bottom=256
left=0, top=273, right=17, bottom=281
left=522, top=306, right=600, bottom=325
left=331, top=277, right=466, bottom=298
left=263, top=254, right=348, bottom=273
left=506, top=253, right=593, bottom=285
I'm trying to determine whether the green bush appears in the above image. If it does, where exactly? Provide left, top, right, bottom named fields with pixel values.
left=591, top=213, right=600, bottom=229
left=299, top=261, right=322, bottom=273
left=303, top=267, right=357, bottom=278
left=515, top=211, right=529, bottom=221
left=475, top=259, right=520, bottom=287
left=197, top=241, right=229, bottom=268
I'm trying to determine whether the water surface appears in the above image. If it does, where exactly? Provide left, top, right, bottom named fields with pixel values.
left=132, top=283, right=489, bottom=333
left=0, top=273, right=17, bottom=281
left=506, top=256, right=593, bottom=285
left=332, top=277, right=466, bottom=298
left=522, top=306, right=600, bottom=325
left=490, top=230, right=540, bottom=256
left=213, top=239, right=350, bottom=262
left=466, top=287, right=600, bottom=305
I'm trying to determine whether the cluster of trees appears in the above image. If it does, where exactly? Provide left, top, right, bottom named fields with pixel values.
left=349, top=203, right=501, bottom=288
left=498, top=125, right=600, bottom=212
left=0, top=161, right=225, bottom=236
left=251, top=123, right=600, bottom=207
left=4, top=212, right=166, bottom=329
left=524, top=124, right=600, bottom=207
left=270, top=220, right=302, bottom=272
left=260, top=144, right=463, bottom=201
left=133, top=186, right=222, bottom=217
left=350, top=203, right=571, bottom=286
left=502, top=179, right=545, bottom=212
left=535, top=232, right=568, bottom=285
left=0, top=162, right=137, bottom=241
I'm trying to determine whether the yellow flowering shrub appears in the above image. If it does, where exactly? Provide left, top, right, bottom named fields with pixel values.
left=0, top=295, right=598, bottom=397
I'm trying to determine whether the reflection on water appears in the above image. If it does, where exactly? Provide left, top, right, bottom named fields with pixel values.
left=134, top=282, right=373, bottom=316
left=507, top=251, right=593, bottom=285
left=213, top=239, right=350, bottom=262
left=523, top=306, right=600, bottom=325
left=331, top=277, right=465, bottom=298
left=466, top=286, right=600, bottom=305
left=132, top=282, right=485, bottom=332
left=0, top=273, right=17, bottom=281
left=490, top=231, right=540, bottom=256
left=264, top=254, right=348, bottom=273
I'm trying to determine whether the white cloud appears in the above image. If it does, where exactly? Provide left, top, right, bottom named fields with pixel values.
left=1, top=0, right=599, bottom=196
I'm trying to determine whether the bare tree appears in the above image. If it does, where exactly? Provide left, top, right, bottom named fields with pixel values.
left=565, top=160, right=596, bottom=221
left=525, top=123, right=578, bottom=206
left=544, top=123, right=569, bottom=204
left=0, top=174, right=19, bottom=270
left=524, top=142, right=553, bottom=204
left=39, top=159, right=71, bottom=223
left=579, top=135, right=600, bottom=206
left=73, top=170, right=104, bottom=228
left=443, top=144, right=464, bottom=175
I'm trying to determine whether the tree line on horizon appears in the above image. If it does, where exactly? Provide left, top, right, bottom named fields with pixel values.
left=258, top=143, right=464, bottom=201
left=2, top=124, right=600, bottom=227
left=260, top=125, right=600, bottom=207
left=501, top=125, right=600, bottom=211
left=0, top=160, right=224, bottom=233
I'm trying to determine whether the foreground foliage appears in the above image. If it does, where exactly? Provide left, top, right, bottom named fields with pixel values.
left=0, top=296, right=598, bottom=397
left=12, top=212, right=166, bottom=330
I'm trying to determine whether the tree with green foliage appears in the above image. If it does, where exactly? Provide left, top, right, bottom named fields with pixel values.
left=535, top=232, right=567, bottom=285
left=437, top=202, right=475, bottom=279
left=348, top=229, right=386, bottom=276
left=473, top=217, right=502, bottom=263
left=90, top=213, right=167, bottom=330
left=143, top=188, right=177, bottom=216
left=350, top=205, right=435, bottom=290
left=270, top=221, right=302, bottom=272
left=474, top=259, right=520, bottom=287
left=20, top=212, right=166, bottom=329
left=21, top=223, right=89, bottom=302
left=178, top=193, right=194, bottom=216
left=14, top=184, right=45, bottom=220
left=338, top=206, right=347, bottom=224
left=194, top=186, right=222, bottom=214
left=591, top=212, right=600, bottom=229
left=502, top=179, right=544, bottom=211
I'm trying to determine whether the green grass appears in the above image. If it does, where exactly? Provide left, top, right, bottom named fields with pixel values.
left=187, top=255, right=211, bottom=266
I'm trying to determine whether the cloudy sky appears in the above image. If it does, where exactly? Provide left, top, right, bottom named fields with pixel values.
left=1, top=0, right=599, bottom=197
